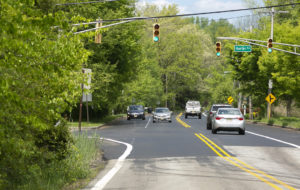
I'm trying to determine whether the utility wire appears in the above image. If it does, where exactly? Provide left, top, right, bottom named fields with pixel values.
left=68, top=2, right=300, bottom=26
left=98, top=3, right=300, bottom=23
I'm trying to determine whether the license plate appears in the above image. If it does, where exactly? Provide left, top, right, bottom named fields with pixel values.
left=227, top=118, right=232, bottom=121
left=134, top=115, right=137, bottom=117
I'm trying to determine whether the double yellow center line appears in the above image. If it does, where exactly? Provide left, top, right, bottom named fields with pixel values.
left=176, top=113, right=191, bottom=128
left=177, top=113, right=296, bottom=190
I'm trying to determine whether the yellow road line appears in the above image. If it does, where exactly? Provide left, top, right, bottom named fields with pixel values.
left=231, top=156, right=296, bottom=190
left=199, top=133, right=231, bottom=157
left=199, top=133, right=296, bottom=190
left=176, top=114, right=296, bottom=189
left=176, top=113, right=191, bottom=128
left=195, top=134, right=224, bottom=158
left=194, top=133, right=282, bottom=190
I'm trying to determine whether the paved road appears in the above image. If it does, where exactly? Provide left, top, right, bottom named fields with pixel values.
left=83, top=114, right=300, bottom=190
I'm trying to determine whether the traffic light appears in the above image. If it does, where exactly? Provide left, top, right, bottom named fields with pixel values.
left=216, top=42, right=221, bottom=56
left=268, top=38, right=272, bottom=53
left=153, top=23, right=160, bottom=42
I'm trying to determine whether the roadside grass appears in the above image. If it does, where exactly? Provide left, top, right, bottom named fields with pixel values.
left=67, top=114, right=125, bottom=128
left=21, top=133, right=103, bottom=190
left=251, top=116, right=300, bottom=129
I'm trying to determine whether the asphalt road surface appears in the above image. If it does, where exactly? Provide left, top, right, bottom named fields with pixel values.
left=83, top=113, right=300, bottom=190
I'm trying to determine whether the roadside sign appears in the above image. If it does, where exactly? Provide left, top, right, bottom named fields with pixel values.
left=265, top=93, right=276, bottom=104
left=228, top=96, right=234, bottom=104
left=234, top=45, right=252, bottom=52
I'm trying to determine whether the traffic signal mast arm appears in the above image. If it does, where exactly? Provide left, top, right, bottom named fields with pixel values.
left=217, top=37, right=300, bottom=56
left=74, top=20, right=134, bottom=34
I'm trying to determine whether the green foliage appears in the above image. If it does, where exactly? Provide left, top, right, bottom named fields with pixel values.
left=0, top=0, right=89, bottom=188
left=19, top=133, right=100, bottom=190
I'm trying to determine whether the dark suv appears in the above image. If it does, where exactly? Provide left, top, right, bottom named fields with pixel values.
left=206, top=104, right=232, bottom=129
left=127, top=105, right=145, bottom=120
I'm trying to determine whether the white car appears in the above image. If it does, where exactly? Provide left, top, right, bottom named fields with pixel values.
left=212, top=108, right=245, bottom=135
left=185, top=100, right=201, bottom=119
left=153, top=107, right=172, bottom=123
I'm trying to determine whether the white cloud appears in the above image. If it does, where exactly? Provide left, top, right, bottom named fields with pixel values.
left=136, top=0, right=186, bottom=14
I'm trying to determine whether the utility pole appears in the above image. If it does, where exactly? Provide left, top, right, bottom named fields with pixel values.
left=78, top=69, right=84, bottom=132
left=95, top=18, right=102, bottom=43
left=267, top=7, right=288, bottom=120
left=165, top=74, right=168, bottom=107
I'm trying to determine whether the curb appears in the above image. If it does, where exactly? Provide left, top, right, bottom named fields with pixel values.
left=246, top=120, right=300, bottom=131
left=69, top=116, right=126, bottom=132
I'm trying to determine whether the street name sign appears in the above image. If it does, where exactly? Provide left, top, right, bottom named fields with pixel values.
left=234, top=45, right=252, bottom=52
left=265, top=93, right=276, bottom=104
left=228, top=96, right=234, bottom=104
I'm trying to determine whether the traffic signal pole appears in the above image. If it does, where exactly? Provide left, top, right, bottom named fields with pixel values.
left=267, top=8, right=274, bottom=120
left=267, top=7, right=288, bottom=120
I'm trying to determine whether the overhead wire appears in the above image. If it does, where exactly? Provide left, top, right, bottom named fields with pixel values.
left=66, top=2, right=300, bottom=26
left=97, top=2, right=300, bottom=23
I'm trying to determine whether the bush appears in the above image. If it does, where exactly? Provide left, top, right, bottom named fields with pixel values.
left=16, top=133, right=100, bottom=190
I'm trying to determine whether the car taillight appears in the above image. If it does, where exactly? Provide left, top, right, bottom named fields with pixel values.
left=210, top=112, right=213, bottom=115
left=238, top=117, right=244, bottom=120
left=216, top=117, right=223, bottom=120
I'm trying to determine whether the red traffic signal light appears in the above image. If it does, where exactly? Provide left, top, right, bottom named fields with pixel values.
left=216, top=42, right=221, bottom=56
left=153, top=23, right=160, bottom=42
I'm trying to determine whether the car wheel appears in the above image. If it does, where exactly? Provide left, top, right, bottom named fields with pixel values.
left=169, top=120, right=172, bottom=123
left=239, top=129, right=245, bottom=135
left=185, top=114, right=187, bottom=119
left=198, top=114, right=202, bottom=119
left=142, top=117, right=146, bottom=120
left=153, top=119, right=156, bottom=123
left=127, top=117, right=130, bottom=120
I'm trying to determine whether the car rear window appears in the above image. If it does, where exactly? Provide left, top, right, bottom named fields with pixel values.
left=155, top=108, right=169, bottom=113
left=212, top=106, right=232, bottom=111
left=187, top=101, right=200, bottom=106
left=218, top=109, right=241, bottom=115
left=129, top=106, right=143, bottom=111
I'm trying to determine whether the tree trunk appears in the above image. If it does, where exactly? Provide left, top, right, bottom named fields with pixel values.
left=249, top=96, right=253, bottom=120
left=286, top=98, right=292, bottom=117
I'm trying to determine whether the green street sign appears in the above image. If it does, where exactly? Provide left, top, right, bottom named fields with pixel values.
left=234, top=45, right=252, bottom=52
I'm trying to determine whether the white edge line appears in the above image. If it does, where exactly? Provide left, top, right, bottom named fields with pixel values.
left=91, top=138, right=133, bottom=190
left=145, top=117, right=151, bottom=128
left=246, top=131, right=300, bottom=149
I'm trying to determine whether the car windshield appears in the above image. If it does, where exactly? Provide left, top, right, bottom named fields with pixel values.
left=155, top=108, right=169, bottom=113
left=212, top=106, right=232, bottom=111
left=218, top=109, right=241, bottom=115
left=129, top=105, right=143, bottom=111
left=186, top=101, right=200, bottom=107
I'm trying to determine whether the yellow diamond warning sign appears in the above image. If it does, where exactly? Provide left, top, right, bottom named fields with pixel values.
left=266, top=93, right=276, bottom=104
left=228, top=96, right=234, bottom=104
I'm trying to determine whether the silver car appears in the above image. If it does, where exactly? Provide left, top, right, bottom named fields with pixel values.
left=153, top=107, right=172, bottom=123
left=207, top=104, right=232, bottom=129
left=211, top=108, right=245, bottom=135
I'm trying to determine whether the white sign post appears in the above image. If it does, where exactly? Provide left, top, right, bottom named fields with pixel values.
left=82, top=68, right=92, bottom=102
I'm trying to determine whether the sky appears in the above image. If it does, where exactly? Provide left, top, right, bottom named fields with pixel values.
left=136, top=0, right=263, bottom=21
